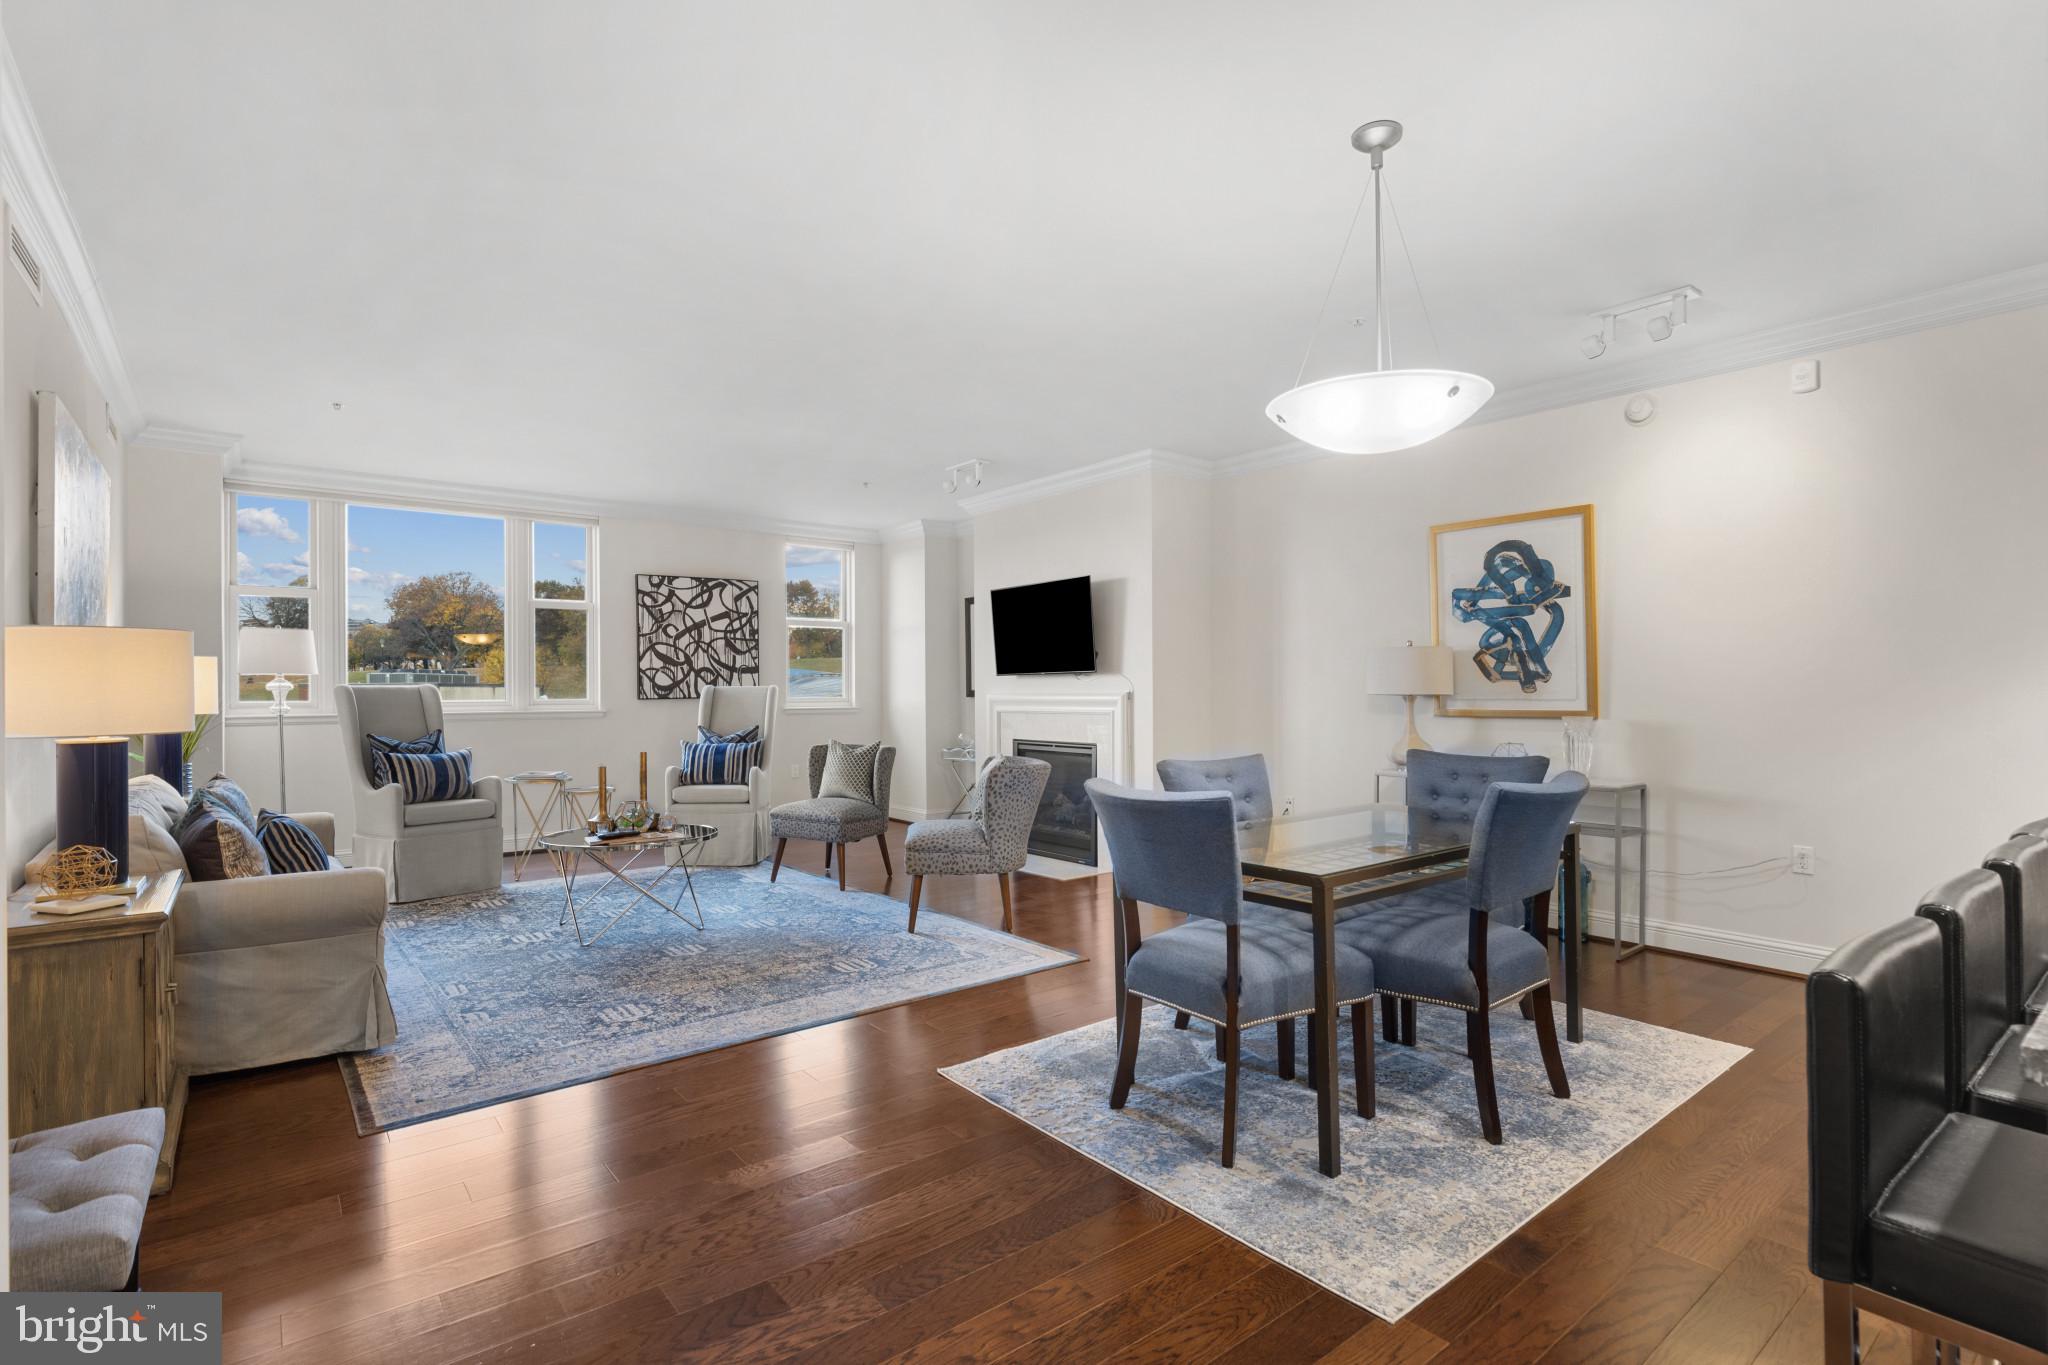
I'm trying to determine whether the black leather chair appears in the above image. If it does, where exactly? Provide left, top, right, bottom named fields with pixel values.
left=1808, top=917, right=2048, bottom=1362
left=1995, top=826, right=2048, bottom=1021
left=1915, top=869, right=2047, bottom=1132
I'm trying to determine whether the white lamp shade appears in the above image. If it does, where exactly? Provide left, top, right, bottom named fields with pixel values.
left=1267, top=369, right=1494, bottom=455
left=193, top=655, right=220, bottom=716
left=1365, top=644, right=1454, bottom=697
left=237, top=625, right=318, bottom=677
left=3, top=626, right=195, bottom=737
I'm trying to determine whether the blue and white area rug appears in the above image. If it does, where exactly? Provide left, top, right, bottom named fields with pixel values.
left=341, top=864, right=1078, bottom=1133
left=942, top=1002, right=1746, bottom=1321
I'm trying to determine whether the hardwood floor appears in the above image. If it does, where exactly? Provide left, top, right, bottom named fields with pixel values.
left=138, top=827, right=1878, bottom=1363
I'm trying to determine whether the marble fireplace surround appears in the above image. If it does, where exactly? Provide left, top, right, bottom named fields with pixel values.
left=986, top=690, right=1131, bottom=879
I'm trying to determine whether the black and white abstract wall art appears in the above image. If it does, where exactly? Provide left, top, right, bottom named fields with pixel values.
left=635, top=574, right=760, bottom=699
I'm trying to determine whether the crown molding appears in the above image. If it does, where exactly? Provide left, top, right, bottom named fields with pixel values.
left=881, top=517, right=968, bottom=543
left=130, top=422, right=243, bottom=460
left=226, top=459, right=884, bottom=543
left=957, top=448, right=1206, bottom=516
left=1211, top=262, right=2048, bottom=475
left=0, top=38, right=143, bottom=439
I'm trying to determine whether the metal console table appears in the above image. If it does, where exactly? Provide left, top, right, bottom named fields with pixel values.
left=1580, top=782, right=1649, bottom=961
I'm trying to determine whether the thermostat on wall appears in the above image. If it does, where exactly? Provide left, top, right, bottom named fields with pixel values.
left=1790, top=359, right=1820, bottom=394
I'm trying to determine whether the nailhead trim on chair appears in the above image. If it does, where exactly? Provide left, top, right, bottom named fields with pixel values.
left=1129, top=989, right=1378, bottom=1031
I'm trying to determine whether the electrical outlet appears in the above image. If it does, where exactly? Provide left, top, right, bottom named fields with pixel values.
left=1281, top=796, right=1295, bottom=817
left=788, top=763, right=800, bottom=782
left=1791, top=845, right=1816, bottom=876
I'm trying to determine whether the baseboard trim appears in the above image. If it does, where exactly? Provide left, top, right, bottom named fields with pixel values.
left=1574, top=907, right=1829, bottom=975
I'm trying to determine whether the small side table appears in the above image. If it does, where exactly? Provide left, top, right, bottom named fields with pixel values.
left=1580, top=782, right=1650, bottom=960
left=507, top=772, right=570, bottom=879
left=941, top=745, right=980, bottom=818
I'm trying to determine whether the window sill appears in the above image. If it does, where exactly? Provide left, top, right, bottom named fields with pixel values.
left=784, top=702, right=859, bottom=714
left=226, top=706, right=608, bottom=726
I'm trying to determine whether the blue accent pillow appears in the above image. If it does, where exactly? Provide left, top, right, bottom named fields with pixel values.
left=385, top=748, right=475, bottom=803
left=368, top=730, right=445, bottom=788
left=697, top=724, right=761, bottom=745
left=180, top=773, right=259, bottom=836
left=678, top=737, right=761, bottom=786
left=178, top=807, right=270, bottom=881
left=256, top=809, right=329, bottom=875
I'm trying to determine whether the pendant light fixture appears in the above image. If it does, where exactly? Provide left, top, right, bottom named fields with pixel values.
left=1267, top=120, right=1492, bottom=455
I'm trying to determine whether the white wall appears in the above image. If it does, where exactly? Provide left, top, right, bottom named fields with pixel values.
left=1, top=223, right=124, bottom=888
left=1210, top=306, right=2048, bottom=968
left=124, top=444, right=227, bottom=778
left=222, top=511, right=883, bottom=853
left=881, top=529, right=929, bottom=817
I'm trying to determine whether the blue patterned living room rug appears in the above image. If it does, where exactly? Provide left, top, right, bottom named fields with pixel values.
left=340, top=863, right=1079, bottom=1134
left=941, top=1002, right=1746, bottom=1322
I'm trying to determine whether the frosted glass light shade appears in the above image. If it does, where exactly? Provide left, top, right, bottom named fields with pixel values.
left=237, top=625, right=318, bottom=677
left=1266, top=369, right=1494, bottom=455
left=193, top=655, right=221, bottom=716
left=1365, top=644, right=1454, bottom=697
left=3, top=626, right=195, bottom=737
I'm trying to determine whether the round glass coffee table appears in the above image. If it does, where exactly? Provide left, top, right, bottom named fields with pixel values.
left=538, top=824, right=717, bottom=947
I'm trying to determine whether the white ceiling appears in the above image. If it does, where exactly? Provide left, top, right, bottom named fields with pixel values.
left=8, top=1, right=2046, bottom=529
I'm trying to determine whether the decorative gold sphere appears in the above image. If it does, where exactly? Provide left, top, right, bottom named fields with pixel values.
left=45, top=844, right=119, bottom=897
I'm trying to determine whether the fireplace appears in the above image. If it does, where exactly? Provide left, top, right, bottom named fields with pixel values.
left=1015, top=739, right=1098, bottom=866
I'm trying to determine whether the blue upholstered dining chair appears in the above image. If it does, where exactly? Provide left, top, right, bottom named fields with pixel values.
left=1088, top=779, right=1376, bottom=1168
left=1339, top=771, right=1587, bottom=1144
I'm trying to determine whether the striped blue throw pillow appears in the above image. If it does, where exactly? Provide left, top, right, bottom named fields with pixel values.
left=256, top=809, right=329, bottom=875
left=678, top=737, right=761, bottom=785
left=386, top=748, right=475, bottom=803
left=368, top=730, right=446, bottom=788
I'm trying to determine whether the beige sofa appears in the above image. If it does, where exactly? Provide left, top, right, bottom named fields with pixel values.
left=124, top=776, right=396, bottom=1075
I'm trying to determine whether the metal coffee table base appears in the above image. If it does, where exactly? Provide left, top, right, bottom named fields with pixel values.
left=551, top=841, right=705, bottom=947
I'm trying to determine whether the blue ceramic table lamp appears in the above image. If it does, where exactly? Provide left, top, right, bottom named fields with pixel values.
left=4, top=626, right=194, bottom=881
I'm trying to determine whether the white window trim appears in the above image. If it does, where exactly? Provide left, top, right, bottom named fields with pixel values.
left=223, top=487, right=601, bottom=719
left=784, top=540, right=854, bottom=711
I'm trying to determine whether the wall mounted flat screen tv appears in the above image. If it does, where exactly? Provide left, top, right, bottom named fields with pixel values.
left=991, top=575, right=1095, bottom=675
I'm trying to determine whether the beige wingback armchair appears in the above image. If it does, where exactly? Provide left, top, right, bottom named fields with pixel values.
left=661, top=684, right=777, bottom=866
left=337, top=684, right=503, bottom=902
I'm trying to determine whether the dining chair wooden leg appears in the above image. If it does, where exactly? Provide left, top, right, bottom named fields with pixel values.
left=1174, top=1011, right=1191, bottom=1030
left=1307, top=1023, right=1322, bottom=1092
left=836, top=845, right=847, bottom=891
left=1382, top=995, right=1399, bottom=1044
left=1352, top=1001, right=1375, bottom=1118
left=1531, top=985, right=1570, bottom=1098
left=997, top=873, right=1014, bottom=933
left=1276, top=1016, right=1296, bottom=1080
left=770, top=838, right=787, bottom=882
left=907, top=875, right=923, bottom=933
left=1109, top=992, right=1145, bottom=1108
left=1468, top=1008, right=1503, bottom=1144
left=1399, top=999, right=1417, bottom=1047
left=1519, top=996, right=1537, bottom=1020
left=823, top=840, right=831, bottom=869
left=876, top=833, right=892, bottom=877
left=1220, top=1023, right=1240, bottom=1168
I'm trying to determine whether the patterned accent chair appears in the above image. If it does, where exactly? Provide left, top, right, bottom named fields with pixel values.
left=768, top=743, right=897, bottom=891
left=661, top=684, right=777, bottom=866
left=336, top=684, right=503, bottom=903
left=1338, top=772, right=1585, bottom=1144
left=1090, top=779, right=1377, bottom=1168
left=903, top=755, right=1050, bottom=935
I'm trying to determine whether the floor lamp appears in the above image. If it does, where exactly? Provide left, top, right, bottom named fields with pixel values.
left=4, top=626, right=195, bottom=881
left=143, top=654, right=219, bottom=794
left=237, top=625, right=317, bottom=811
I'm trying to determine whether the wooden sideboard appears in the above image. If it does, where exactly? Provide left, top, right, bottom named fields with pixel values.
left=6, top=869, right=187, bottom=1193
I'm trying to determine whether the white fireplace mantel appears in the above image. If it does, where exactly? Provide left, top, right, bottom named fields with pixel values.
left=984, top=690, right=1131, bottom=879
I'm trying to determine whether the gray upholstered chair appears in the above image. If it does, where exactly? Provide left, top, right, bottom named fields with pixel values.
left=1156, top=755, right=1273, bottom=825
left=9, top=1109, right=164, bottom=1291
left=1338, top=771, right=1586, bottom=1143
left=336, top=684, right=503, bottom=902
left=904, top=755, right=1050, bottom=935
left=1404, top=748, right=1550, bottom=840
left=1090, top=779, right=1376, bottom=1168
left=769, top=743, right=897, bottom=891
left=1996, top=824, right=2048, bottom=1021
left=661, top=684, right=778, bottom=866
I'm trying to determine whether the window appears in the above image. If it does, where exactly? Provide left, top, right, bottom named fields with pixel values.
left=786, top=543, right=851, bottom=706
left=531, top=521, right=591, bottom=703
left=231, top=494, right=313, bottom=701
left=345, top=504, right=507, bottom=703
left=223, top=488, right=599, bottom=716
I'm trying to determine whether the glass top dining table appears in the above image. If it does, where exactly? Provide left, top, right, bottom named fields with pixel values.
left=1226, top=802, right=1587, bottom=1178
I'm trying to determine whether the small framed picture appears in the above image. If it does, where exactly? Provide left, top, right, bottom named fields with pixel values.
left=1429, top=504, right=1598, bottom=719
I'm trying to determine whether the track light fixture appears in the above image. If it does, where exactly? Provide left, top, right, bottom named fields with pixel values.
left=1580, top=286, right=1701, bottom=360
left=941, top=459, right=989, bottom=495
